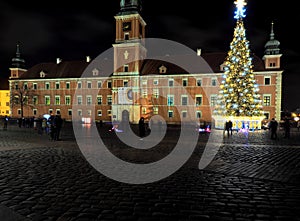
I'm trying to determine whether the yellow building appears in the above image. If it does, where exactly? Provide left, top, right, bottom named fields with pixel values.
left=0, top=89, right=10, bottom=117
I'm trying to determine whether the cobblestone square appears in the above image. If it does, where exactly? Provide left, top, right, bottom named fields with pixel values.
left=0, top=122, right=300, bottom=221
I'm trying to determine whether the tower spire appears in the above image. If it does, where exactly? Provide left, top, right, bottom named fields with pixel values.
left=118, top=0, right=142, bottom=15
left=264, top=22, right=280, bottom=55
left=11, top=42, right=25, bottom=69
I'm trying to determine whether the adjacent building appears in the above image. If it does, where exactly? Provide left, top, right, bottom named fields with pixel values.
left=8, top=0, right=283, bottom=126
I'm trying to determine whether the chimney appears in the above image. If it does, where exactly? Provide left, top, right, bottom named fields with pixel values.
left=56, top=58, right=62, bottom=64
left=86, top=56, right=91, bottom=62
left=197, top=49, right=202, bottom=56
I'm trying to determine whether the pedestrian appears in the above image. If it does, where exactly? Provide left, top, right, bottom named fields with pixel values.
left=3, top=115, right=8, bottom=130
left=138, top=117, right=146, bottom=138
left=297, top=120, right=300, bottom=132
left=53, top=114, right=63, bottom=141
left=283, top=116, right=291, bottom=138
left=268, top=118, right=278, bottom=140
left=42, top=118, right=47, bottom=134
left=224, top=120, right=230, bottom=137
left=228, top=120, right=233, bottom=135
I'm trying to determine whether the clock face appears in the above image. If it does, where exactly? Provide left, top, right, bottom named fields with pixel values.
left=122, top=22, right=131, bottom=31
left=127, top=89, right=133, bottom=100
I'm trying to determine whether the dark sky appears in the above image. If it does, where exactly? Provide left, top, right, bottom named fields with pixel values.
left=0, top=0, right=299, bottom=111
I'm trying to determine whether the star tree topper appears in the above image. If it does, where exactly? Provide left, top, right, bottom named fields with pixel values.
left=234, top=0, right=247, bottom=19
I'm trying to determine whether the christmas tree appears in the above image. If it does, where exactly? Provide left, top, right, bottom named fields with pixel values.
left=214, top=0, right=263, bottom=117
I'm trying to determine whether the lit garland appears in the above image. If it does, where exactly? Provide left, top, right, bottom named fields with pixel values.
left=213, top=0, right=263, bottom=117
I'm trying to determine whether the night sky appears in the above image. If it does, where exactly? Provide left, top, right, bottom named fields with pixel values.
left=0, top=0, right=299, bottom=111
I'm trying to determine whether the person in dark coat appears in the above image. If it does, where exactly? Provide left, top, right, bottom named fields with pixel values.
left=138, top=117, right=146, bottom=138
left=268, top=118, right=278, bottom=140
left=283, top=116, right=291, bottom=138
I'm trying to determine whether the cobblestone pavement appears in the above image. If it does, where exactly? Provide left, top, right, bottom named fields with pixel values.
left=0, top=123, right=300, bottom=221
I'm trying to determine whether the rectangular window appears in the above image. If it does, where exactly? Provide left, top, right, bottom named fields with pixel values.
left=181, top=96, right=188, bottom=106
left=45, top=82, right=50, bottom=90
left=65, top=96, right=71, bottom=105
left=210, top=95, right=217, bottom=107
left=15, top=83, right=19, bottom=90
left=18, top=109, right=21, bottom=115
left=153, top=79, right=159, bottom=85
left=107, top=81, right=112, bottom=88
left=87, top=81, right=92, bottom=89
left=77, top=82, right=82, bottom=89
left=124, top=65, right=129, bottom=72
left=182, top=111, right=187, bottom=118
left=97, top=96, right=102, bottom=105
left=55, top=82, right=60, bottom=89
left=142, top=107, right=147, bottom=115
left=6, top=102, right=9, bottom=106
left=33, top=96, right=38, bottom=105
left=56, top=109, right=61, bottom=115
left=123, top=80, right=128, bottom=87
left=107, top=110, right=112, bottom=116
left=168, top=79, right=174, bottom=87
left=87, top=110, right=92, bottom=116
left=77, top=96, right=82, bottom=105
left=182, top=79, right=188, bottom=87
left=211, top=78, right=217, bottom=86
left=24, top=83, right=28, bottom=90
left=153, top=107, right=158, bottom=115
left=55, top=96, right=60, bottom=105
left=196, top=111, right=202, bottom=119
left=107, top=95, right=112, bottom=105
left=78, top=110, right=82, bottom=116
left=68, top=109, right=72, bottom=116
left=196, top=95, right=202, bottom=106
left=142, top=90, right=147, bottom=98
left=97, top=110, right=102, bottom=116
left=167, top=95, right=174, bottom=106
left=196, top=79, right=202, bottom=86
left=86, top=96, right=92, bottom=105
left=33, top=83, right=38, bottom=90
left=33, top=109, right=37, bottom=116
left=45, top=96, right=51, bottom=105
left=66, top=82, right=70, bottom=89
left=264, top=77, right=271, bottom=85
left=168, top=110, right=173, bottom=118
left=153, top=89, right=159, bottom=98
left=263, top=95, right=271, bottom=106
left=97, top=81, right=102, bottom=88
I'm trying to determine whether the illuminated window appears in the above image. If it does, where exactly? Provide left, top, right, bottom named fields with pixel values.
left=153, top=107, right=158, bottom=115
left=210, top=95, right=217, bottom=107
left=153, top=89, right=159, bottom=98
left=65, top=96, right=71, bottom=105
left=107, top=95, right=112, bottom=105
left=107, top=110, right=112, bottom=116
left=142, top=107, right=147, bottom=114
left=263, top=95, right=271, bottom=106
left=55, top=96, right=60, bottom=105
left=45, top=96, right=51, bottom=105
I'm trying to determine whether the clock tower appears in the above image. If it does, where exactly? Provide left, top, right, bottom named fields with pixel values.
left=112, top=0, right=147, bottom=124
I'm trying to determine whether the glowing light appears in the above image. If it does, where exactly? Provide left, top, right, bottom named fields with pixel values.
left=234, top=0, right=247, bottom=19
